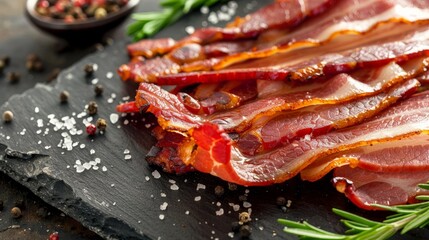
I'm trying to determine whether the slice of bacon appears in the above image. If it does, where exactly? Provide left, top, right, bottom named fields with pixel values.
left=236, top=78, right=420, bottom=156
left=189, top=90, right=429, bottom=186
left=302, top=132, right=429, bottom=182
left=127, top=38, right=177, bottom=58
left=120, top=1, right=429, bottom=83
left=208, top=59, right=427, bottom=132
left=156, top=30, right=429, bottom=85
left=117, top=59, right=427, bottom=131
left=211, top=0, right=429, bottom=70
left=332, top=166, right=429, bottom=210
left=128, top=0, right=336, bottom=57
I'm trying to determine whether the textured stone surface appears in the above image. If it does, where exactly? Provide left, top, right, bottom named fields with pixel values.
left=1, top=1, right=429, bottom=240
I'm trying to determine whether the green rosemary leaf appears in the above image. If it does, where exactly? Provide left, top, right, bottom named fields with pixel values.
left=402, top=207, right=429, bottom=233
left=283, top=227, right=346, bottom=239
left=333, top=208, right=380, bottom=227
left=128, top=0, right=223, bottom=41
left=340, top=220, right=372, bottom=231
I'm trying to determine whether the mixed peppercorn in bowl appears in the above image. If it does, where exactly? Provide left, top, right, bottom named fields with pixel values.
left=25, top=0, right=140, bottom=41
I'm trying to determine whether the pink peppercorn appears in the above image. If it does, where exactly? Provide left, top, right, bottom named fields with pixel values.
left=49, top=232, right=59, bottom=240
left=86, top=124, right=97, bottom=135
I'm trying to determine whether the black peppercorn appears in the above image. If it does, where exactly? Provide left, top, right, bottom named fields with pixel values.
left=3, top=110, right=13, bottom=123
left=87, top=101, right=98, bottom=115
left=228, top=182, right=237, bottom=191
left=84, top=64, right=95, bottom=76
left=7, top=72, right=20, bottom=84
left=11, top=207, right=22, bottom=219
left=94, top=84, right=104, bottom=96
left=276, top=196, right=286, bottom=206
left=238, top=195, right=247, bottom=202
left=1, top=56, right=10, bottom=66
left=239, top=225, right=251, bottom=238
left=60, top=91, right=70, bottom=104
left=214, top=185, right=224, bottom=197
left=239, top=212, right=251, bottom=224
left=96, top=118, right=107, bottom=131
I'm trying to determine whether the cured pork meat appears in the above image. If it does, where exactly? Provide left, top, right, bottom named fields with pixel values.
left=120, top=0, right=429, bottom=83
left=189, top=90, right=429, bottom=186
left=127, top=0, right=337, bottom=57
left=117, top=59, right=428, bottom=132
left=156, top=30, right=429, bottom=85
left=333, top=166, right=429, bottom=210
left=117, top=0, right=429, bottom=209
left=302, top=134, right=429, bottom=182
left=237, top=79, right=419, bottom=155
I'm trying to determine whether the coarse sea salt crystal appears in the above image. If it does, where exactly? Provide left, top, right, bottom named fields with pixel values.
left=152, top=170, right=161, bottom=179
left=110, top=113, right=119, bottom=124
left=93, top=166, right=99, bottom=170
left=196, top=183, right=206, bottom=191
left=124, top=149, right=130, bottom=154
left=91, top=78, right=99, bottom=84
left=185, top=26, right=195, bottom=34
left=194, top=196, right=201, bottom=201
left=215, top=208, right=224, bottom=216
left=95, top=157, right=101, bottom=163
left=76, top=165, right=85, bottom=173
left=170, top=184, right=179, bottom=191
left=106, top=72, right=113, bottom=79
left=160, top=202, right=168, bottom=210
left=124, top=154, right=132, bottom=160
left=145, top=176, right=150, bottom=181
left=35, top=107, right=39, bottom=113
left=102, top=166, right=108, bottom=172
left=37, top=119, right=43, bottom=127
left=159, top=214, right=165, bottom=220
left=83, top=162, right=92, bottom=170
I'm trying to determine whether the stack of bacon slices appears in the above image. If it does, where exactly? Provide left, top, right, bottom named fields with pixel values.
left=117, top=0, right=429, bottom=210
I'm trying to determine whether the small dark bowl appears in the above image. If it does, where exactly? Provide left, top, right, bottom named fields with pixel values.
left=25, top=0, right=140, bottom=43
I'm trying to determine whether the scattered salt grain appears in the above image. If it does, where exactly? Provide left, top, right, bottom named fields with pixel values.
left=34, top=107, right=39, bottom=113
left=185, top=210, right=190, bottom=215
left=80, top=143, right=85, bottom=149
left=124, top=149, right=130, bottom=154
left=196, top=183, right=206, bottom=191
left=200, top=6, right=209, bottom=14
left=91, top=78, right=99, bottom=84
left=110, top=113, right=119, bottom=124
left=102, top=166, right=107, bottom=172
left=159, top=214, right=165, bottom=220
left=152, top=170, right=161, bottom=179
left=145, top=176, right=150, bottom=181
left=170, top=184, right=179, bottom=191
left=92, top=166, right=99, bottom=170
left=160, top=202, right=168, bottom=210
left=243, top=202, right=252, bottom=208
left=75, top=160, right=82, bottom=165
left=95, top=157, right=101, bottom=163
left=215, top=208, right=224, bottom=216
left=123, top=119, right=129, bottom=125
left=76, top=165, right=85, bottom=173
left=185, top=26, right=195, bottom=34
left=111, top=183, right=115, bottom=187
left=37, top=119, right=43, bottom=127
left=106, top=72, right=113, bottom=79
left=83, top=162, right=92, bottom=170
left=90, top=149, right=95, bottom=155
left=194, top=196, right=201, bottom=202
left=124, top=154, right=132, bottom=160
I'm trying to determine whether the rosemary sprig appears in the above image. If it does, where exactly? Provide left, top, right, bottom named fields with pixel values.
left=128, top=0, right=223, bottom=41
left=278, top=182, right=429, bottom=239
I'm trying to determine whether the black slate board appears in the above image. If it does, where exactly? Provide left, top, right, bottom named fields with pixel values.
left=1, top=1, right=429, bottom=239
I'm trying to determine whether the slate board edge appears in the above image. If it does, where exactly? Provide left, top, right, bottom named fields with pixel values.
left=0, top=104, right=149, bottom=240
left=0, top=43, right=152, bottom=239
